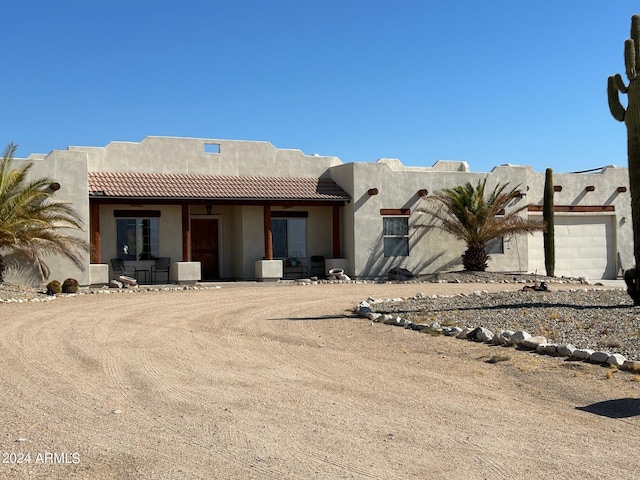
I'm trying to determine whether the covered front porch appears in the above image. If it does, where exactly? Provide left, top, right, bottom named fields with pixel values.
left=87, top=172, right=350, bottom=285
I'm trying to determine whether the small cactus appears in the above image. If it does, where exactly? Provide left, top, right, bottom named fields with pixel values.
left=61, top=278, right=79, bottom=294
left=46, top=280, right=62, bottom=295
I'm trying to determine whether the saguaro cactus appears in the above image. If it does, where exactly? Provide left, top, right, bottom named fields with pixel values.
left=608, top=14, right=640, bottom=305
left=543, top=168, right=555, bottom=277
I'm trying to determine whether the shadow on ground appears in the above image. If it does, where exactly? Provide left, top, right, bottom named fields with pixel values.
left=268, top=314, right=360, bottom=321
left=576, top=398, right=640, bottom=418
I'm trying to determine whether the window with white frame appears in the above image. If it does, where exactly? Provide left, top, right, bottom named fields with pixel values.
left=116, top=217, right=160, bottom=261
left=272, top=217, right=307, bottom=259
left=383, top=216, right=409, bottom=257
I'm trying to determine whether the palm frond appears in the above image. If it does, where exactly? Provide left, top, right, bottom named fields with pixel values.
left=0, top=143, right=89, bottom=282
left=418, top=178, right=544, bottom=271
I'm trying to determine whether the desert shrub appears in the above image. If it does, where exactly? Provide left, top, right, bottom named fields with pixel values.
left=46, top=280, right=62, bottom=295
left=61, top=278, right=79, bottom=294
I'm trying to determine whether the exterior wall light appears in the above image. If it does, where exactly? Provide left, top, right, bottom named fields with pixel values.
left=205, top=205, right=212, bottom=215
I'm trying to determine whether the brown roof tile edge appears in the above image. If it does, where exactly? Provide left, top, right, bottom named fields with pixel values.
left=88, top=172, right=351, bottom=201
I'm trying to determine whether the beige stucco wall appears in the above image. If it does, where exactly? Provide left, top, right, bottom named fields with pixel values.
left=5, top=150, right=91, bottom=286
left=341, top=160, right=533, bottom=278
left=303, top=207, right=334, bottom=260
left=335, top=159, right=631, bottom=279
left=75, top=136, right=343, bottom=178
left=327, top=163, right=356, bottom=274
left=241, top=206, right=264, bottom=279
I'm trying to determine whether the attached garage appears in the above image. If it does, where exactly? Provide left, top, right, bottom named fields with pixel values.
left=527, top=214, right=617, bottom=280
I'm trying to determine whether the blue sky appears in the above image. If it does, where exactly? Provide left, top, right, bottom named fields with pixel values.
left=2, top=1, right=638, bottom=173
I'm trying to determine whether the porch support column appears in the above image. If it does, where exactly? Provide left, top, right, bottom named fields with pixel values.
left=90, top=203, right=101, bottom=264
left=263, top=204, right=273, bottom=260
left=332, top=205, right=341, bottom=258
left=182, top=204, right=191, bottom=261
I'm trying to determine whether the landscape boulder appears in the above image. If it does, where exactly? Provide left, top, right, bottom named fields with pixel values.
left=388, top=267, right=413, bottom=281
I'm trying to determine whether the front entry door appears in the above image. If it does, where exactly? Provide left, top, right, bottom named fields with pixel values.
left=191, top=219, right=219, bottom=280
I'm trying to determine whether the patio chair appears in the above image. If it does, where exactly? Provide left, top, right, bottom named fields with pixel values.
left=151, top=257, right=171, bottom=284
left=310, top=255, right=326, bottom=278
left=111, top=258, right=136, bottom=279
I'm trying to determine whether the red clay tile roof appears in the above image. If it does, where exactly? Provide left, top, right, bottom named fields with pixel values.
left=88, top=172, right=350, bottom=202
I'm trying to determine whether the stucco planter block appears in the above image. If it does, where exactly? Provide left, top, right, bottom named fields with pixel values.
left=255, top=260, right=283, bottom=282
left=171, top=262, right=201, bottom=284
left=89, top=264, right=109, bottom=286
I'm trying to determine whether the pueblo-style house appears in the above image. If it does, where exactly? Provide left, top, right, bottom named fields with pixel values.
left=6, top=136, right=632, bottom=285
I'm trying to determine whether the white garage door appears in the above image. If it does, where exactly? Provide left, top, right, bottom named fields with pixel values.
left=528, top=215, right=616, bottom=280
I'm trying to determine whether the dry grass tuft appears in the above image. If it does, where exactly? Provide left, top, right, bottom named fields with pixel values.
left=599, top=337, right=626, bottom=349
left=486, top=354, right=511, bottom=364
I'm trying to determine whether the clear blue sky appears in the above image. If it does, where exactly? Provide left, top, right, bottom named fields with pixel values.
left=2, top=1, right=638, bottom=173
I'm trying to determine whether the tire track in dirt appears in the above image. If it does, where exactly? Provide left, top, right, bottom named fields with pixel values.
left=259, top=292, right=394, bottom=383
left=0, top=291, right=339, bottom=478
left=259, top=335, right=335, bottom=382
left=2, top=283, right=639, bottom=479
left=175, top=288, right=389, bottom=478
left=212, top=289, right=425, bottom=478
left=284, top=444, right=386, bottom=479
left=103, top=352, right=131, bottom=399
left=2, top=315, right=91, bottom=404
left=90, top=294, right=291, bottom=478
left=100, top=346, right=284, bottom=478
left=137, top=347, right=199, bottom=405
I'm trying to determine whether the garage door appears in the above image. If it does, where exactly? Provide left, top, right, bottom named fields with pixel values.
left=527, top=215, right=616, bottom=280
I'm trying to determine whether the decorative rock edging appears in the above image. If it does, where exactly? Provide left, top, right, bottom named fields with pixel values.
left=1, top=277, right=384, bottom=303
left=0, top=284, right=224, bottom=303
left=355, top=295, right=640, bottom=374
left=0, top=295, right=59, bottom=303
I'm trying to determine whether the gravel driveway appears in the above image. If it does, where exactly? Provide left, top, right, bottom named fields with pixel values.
left=0, top=281, right=638, bottom=479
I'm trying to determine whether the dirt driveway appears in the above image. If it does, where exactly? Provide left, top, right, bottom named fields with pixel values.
left=0, top=282, right=638, bottom=479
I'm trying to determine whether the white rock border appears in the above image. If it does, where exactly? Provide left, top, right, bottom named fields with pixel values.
left=355, top=295, right=640, bottom=374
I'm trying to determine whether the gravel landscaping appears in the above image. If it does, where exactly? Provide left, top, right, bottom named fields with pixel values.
left=364, top=287, right=640, bottom=360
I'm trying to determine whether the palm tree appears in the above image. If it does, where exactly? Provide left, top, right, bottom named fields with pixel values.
left=421, top=178, right=544, bottom=271
left=0, top=142, right=89, bottom=282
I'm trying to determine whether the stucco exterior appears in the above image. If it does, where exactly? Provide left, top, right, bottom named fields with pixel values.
left=334, top=159, right=631, bottom=279
left=76, top=136, right=342, bottom=178
left=4, top=149, right=92, bottom=286
left=4, top=136, right=632, bottom=285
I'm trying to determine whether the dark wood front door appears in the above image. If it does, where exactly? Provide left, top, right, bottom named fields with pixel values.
left=191, top=219, right=219, bottom=280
